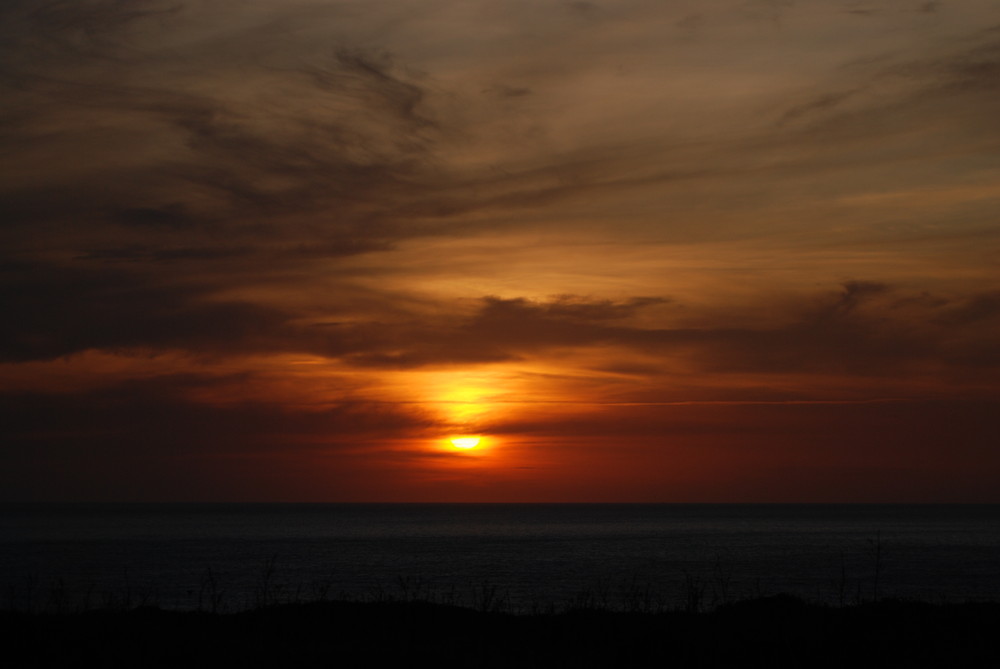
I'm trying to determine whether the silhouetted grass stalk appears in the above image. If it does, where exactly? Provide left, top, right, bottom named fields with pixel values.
left=0, top=532, right=905, bottom=615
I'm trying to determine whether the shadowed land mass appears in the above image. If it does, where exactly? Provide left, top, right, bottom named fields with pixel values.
left=4, top=595, right=999, bottom=668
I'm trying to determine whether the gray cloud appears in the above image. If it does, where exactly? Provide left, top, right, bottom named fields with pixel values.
left=6, top=261, right=997, bottom=381
left=2, top=1, right=999, bottom=501
left=0, top=372, right=435, bottom=501
left=0, top=263, right=296, bottom=361
left=0, top=2, right=457, bottom=259
left=326, top=285, right=1000, bottom=377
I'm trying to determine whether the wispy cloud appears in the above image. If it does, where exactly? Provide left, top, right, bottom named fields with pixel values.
left=2, top=0, right=998, bottom=500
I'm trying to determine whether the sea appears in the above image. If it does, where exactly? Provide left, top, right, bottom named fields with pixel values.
left=2, top=504, right=999, bottom=613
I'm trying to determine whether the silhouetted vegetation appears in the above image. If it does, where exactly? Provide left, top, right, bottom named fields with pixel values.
left=3, top=593, right=999, bottom=668
left=4, top=539, right=997, bottom=668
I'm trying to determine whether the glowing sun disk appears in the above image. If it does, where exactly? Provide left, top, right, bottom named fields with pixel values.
left=450, top=436, right=481, bottom=449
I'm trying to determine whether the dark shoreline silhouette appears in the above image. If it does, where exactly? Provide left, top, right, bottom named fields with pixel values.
left=4, top=595, right=999, bottom=668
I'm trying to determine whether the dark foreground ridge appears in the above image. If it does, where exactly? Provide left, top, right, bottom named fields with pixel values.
left=4, top=595, right=999, bottom=668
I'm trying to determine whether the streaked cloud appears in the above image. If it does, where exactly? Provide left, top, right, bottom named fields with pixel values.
left=2, top=0, right=998, bottom=501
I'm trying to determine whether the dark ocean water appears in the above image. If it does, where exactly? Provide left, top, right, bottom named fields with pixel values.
left=2, top=504, right=999, bottom=612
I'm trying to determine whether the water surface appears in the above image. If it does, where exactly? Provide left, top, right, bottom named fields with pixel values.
left=3, top=504, right=998, bottom=611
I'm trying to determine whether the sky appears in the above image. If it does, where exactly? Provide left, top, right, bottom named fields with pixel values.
left=2, top=0, right=999, bottom=502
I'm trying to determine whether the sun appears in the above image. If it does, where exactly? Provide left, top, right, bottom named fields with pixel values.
left=450, top=436, right=481, bottom=449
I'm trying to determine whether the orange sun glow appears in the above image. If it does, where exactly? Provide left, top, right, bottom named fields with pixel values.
left=450, top=436, right=481, bottom=449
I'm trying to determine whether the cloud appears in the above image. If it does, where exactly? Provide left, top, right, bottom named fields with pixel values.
left=940, top=291, right=1000, bottom=325
left=0, top=263, right=296, bottom=361
left=2, top=1, right=999, bottom=501
left=778, top=90, right=861, bottom=126
left=74, top=244, right=251, bottom=263
left=323, top=284, right=1000, bottom=381
left=0, top=371, right=437, bottom=501
left=0, top=1, right=458, bottom=261
left=7, top=259, right=997, bottom=386
left=111, top=205, right=200, bottom=229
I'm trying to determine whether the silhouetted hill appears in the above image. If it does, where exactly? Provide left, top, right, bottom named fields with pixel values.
left=3, top=596, right=999, bottom=668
